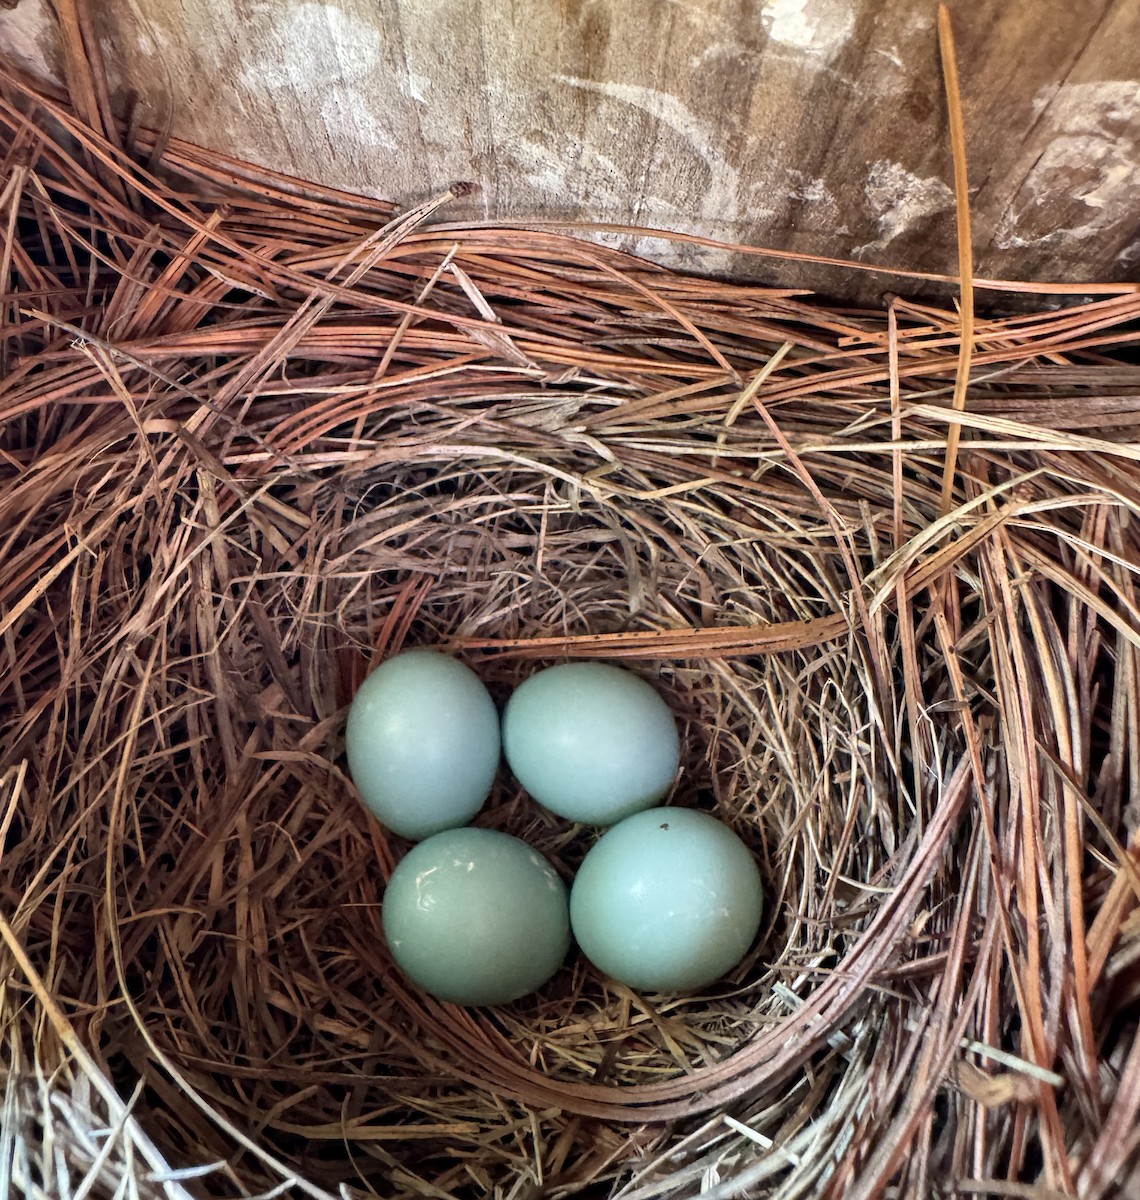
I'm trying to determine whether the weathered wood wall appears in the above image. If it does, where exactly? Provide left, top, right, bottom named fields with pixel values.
left=2, top=0, right=1137, bottom=299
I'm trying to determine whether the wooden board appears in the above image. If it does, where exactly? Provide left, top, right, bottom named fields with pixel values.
left=2, top=0, right=1137, bottom=301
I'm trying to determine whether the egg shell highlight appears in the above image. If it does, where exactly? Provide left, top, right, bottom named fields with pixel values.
left=569, top=807, right=763, bottom=993
left=382, top=827, right=571, bottom=1006
left=502, top=662, right=681, bottom=825
left=346, top=650, right=500, bottom=841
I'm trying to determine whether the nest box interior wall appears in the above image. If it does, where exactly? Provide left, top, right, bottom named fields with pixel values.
left=2, top=0, right=1137, bottom=299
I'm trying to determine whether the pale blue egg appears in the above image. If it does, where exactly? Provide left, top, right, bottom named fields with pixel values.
left=501, top=662, right=680, bottom=825
left=569, top=807, right=763, bottom=993
left=382, top=827, right=570, bottom=1005
left=345, top=650, right=500, bottom=841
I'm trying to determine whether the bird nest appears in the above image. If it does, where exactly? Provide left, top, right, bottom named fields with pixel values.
left=2, top=52, right=1140, bottom=1200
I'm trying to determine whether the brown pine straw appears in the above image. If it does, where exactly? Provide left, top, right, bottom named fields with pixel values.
left=934, top=4, right=974, bottom=522
left=2, top=26, right=1140, bottom=1200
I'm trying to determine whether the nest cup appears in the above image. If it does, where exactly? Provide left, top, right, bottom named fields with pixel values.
left=3, top=57, right=1140, bottom=1200
left=323, top=442, right=882, bottom=1009
left=5, top=398, right=904, bottom=1195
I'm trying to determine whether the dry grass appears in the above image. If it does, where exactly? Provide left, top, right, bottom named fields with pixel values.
left=2, top=27, right=1140, bottom=1200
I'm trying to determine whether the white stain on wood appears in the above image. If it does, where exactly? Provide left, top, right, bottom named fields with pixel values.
left=402, top=73, right=432, bottom=104
left=857, top=159, right=954, bottom=255
left=238, top=2, right=383, bottom=89
left=555, top=76, right=740, bottom=223
left=0, top=0, right=61, bottom=85
left=786, top=170, right=835, bottom=205
left=226, top=2, right=393, bottom=165
left=760, top=0, right=855, bottom=60
left=320, top=87, right=397, bottom=151
left=516, top=135, right=658, bottom=214
left=784, top=169, right=843, bottom=230
left=996, top=81, right=1140, bottom=249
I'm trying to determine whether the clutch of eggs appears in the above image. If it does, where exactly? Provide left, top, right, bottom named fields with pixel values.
left=345, top=651, right=762, bottom=1004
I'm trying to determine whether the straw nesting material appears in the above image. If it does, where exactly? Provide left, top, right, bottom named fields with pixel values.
left=3, top=55, right=1140, bottom=1200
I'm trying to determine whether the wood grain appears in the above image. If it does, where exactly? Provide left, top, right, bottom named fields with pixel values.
left=2, top=0, right=1137, bottom=300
